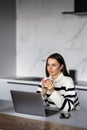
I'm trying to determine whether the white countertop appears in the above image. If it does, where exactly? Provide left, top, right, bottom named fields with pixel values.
left=0, top=77, right=41, bottom=85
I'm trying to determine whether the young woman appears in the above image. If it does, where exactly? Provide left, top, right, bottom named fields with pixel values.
left=37, top=53, right=79, bottom=116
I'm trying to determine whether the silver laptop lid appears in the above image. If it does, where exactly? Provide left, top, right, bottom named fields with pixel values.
left=10, top=90, right=46, bottom=116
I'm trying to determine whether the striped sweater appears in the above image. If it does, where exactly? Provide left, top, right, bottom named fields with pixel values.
left=37, top=73, right=80, bottom=113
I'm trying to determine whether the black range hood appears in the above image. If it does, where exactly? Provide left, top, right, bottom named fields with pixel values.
left=62, top=0, right=87, bottom=15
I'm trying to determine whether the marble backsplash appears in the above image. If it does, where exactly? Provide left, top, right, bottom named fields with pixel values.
left=16, top=0, right=87, bottom=81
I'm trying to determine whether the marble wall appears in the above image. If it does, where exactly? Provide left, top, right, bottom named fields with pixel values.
left=16, top=0, right=87, bottom=81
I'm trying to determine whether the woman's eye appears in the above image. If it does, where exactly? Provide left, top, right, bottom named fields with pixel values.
left=47, top=64, right=57, bottom=67
left=52, top=64, right=56, bottom=67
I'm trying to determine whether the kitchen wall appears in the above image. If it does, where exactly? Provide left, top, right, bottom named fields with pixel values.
left=16, top=0, right=87, bottom=81
left=0, top=0, right=16, bottom=78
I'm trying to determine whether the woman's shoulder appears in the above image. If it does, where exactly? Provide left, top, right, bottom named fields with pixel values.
left=60, top=73, right=73, bottom=82
left=64, top=75, right=74, bottom=81
left=64, top=75, right=73, bottom=81
left=63, top=75, right=74, bottom=86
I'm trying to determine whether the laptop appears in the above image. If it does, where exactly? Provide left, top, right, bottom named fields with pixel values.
left=10, top=90, right=59, bottom=117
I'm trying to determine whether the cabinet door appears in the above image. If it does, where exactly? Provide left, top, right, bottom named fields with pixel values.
left=77, top=89, right=87, bottom=110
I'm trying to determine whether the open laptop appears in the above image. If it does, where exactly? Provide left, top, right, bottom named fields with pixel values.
left=10, top=90, right=59, bottom=117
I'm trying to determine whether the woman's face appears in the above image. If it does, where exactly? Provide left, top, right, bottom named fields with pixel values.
left=47, top=58, right=63, bottom=79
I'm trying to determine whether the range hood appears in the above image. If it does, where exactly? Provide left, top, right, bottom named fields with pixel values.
left=62, top=0, right=87, bottom=15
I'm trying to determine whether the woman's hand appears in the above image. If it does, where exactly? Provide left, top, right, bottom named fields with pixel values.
left=46, top=79, right=55, bottom=94
left=41, top=79, right=48, bottom=96
left=41, top=78, right=55, bottom=96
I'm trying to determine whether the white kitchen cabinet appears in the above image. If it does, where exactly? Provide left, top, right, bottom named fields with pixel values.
left=76, top=85, right=87, bottom=110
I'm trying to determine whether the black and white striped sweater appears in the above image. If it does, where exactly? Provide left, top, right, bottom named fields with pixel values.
left=37, top=73, right=80, bottom=113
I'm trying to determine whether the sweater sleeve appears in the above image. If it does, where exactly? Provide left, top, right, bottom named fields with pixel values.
left=49, top=78, right=77, bottom=112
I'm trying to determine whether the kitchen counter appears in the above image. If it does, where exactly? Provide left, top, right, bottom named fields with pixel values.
left=0, top=77, right=87, bottom=90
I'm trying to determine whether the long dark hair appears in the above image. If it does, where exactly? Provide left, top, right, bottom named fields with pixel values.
left=45, top=53, right=69, bottom=77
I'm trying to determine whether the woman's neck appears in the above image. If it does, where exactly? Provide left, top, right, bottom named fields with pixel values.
left=52, top=72, right=61, bottom=80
